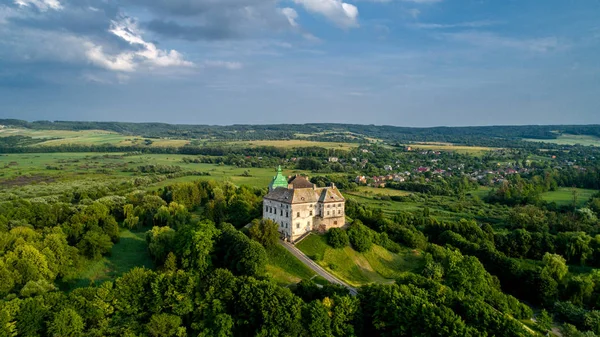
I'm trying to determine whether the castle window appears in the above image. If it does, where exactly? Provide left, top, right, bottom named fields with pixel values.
left=280, top=210, right=283, bottom=216
left=327, top=211, right=330, bottom=216
left=334, top=221, right=338, bottom=225
left=286, top=212, right=289, bottom=217
left=338, top=210, right=341, bottom=214
left=327, top=205, right=330, bottom=208
left=274, top=208, right=277, bottom=214
left=297, top=212, right=300, bottom=218
left=310, top=211, right=313, bottom=216
left=338, top=204, right=341, bottom=207
left=296, top=223, right=300, bottom=229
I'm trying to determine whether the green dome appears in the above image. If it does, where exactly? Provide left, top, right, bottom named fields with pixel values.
left=269, top=165, right=288, bottom=190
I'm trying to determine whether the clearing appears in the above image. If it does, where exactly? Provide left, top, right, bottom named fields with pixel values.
left=541, top=188, right=598, bottom=207
left=406, top=142, right=498, bottom=155
left=524, top=134, right=600, bottom=147
left=62, top=228, right=154, bottom=290
left=266, top=244, right=317, bottom=286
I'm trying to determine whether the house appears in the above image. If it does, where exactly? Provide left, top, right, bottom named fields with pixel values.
left=384, top=165, right=393, bottom=171
left=355, top=176, right=367, bottom=184
left=328, top=157, right=339, bottom=163
left=263, top=167, right=346, bottom=243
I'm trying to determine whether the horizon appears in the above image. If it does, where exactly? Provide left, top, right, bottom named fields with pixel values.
left=2, top=118, right=600, bottom=129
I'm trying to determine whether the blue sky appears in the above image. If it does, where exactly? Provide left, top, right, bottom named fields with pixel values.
left=0, top=0, right=598, bottom=126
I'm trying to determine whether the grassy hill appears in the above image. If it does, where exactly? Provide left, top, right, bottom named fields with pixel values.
left=296, top=233, right=424, bottom=287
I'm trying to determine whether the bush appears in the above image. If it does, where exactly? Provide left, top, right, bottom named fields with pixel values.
left=327, top=228, right=349, bottom=249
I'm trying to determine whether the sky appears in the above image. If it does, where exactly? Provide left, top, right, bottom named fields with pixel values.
left=0, top=0, right=599, bottom=126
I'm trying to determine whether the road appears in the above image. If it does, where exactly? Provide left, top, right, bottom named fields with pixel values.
left=279, top=240, right=358, bottom=296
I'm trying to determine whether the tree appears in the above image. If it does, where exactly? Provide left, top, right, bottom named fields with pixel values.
left=541, top=253, right=568, bottom=282
left=146, top=313, right=185, bottom=337
left=327, top=228, right=349, bottom=249
left=302, top=300, right=333, bottom=337
left=537, top=309, right=553, bottom=333
left=48, top=308, right=85, bottom=337
left=248, top=219, right=279, bottom=248
left=77, top=230, right=113, bottom=260
left=147, top=226, right=176, bottom=265
left=348, top=221, right=373, bottom=253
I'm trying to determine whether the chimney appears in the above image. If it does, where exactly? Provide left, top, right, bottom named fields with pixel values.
left=331, top=182, right=336, bottom=188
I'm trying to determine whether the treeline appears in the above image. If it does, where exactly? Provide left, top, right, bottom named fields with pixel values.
left=3, top=119, right=600, bottom=146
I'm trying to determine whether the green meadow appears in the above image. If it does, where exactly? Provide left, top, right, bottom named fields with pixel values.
left=541, top=188, right=598, bottom=207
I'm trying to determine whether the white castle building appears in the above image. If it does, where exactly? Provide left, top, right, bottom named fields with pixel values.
left=263, top=166, right=346, bottom=242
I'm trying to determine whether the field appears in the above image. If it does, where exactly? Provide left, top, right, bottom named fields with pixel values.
left=524, top=134, right=600, bottom=147
left=541, top=188, right=598, bottom=207
left=406, top=142, right=498, bottom=155
left=62, top=229, right=154, bottom=290
left=355, top=186, right=412, bottom=197
left=0, top=153, right=309, bottom=200
left=296, top=234, right=424, bottom=287
left=224, top=139, right=360, bottom=150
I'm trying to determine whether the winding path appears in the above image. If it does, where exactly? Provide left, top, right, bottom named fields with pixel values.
left=279, top=240, right=358, bottom=296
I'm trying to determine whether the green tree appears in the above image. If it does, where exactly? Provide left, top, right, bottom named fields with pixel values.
left=146, top=313, right=185, bottom=337
left=302, top=300, right=333, bottom=337
left=48, top=308, right=85, bottom=337
left=537, top=309, right=553, bottom=333
left=541, top=253, right=568, bottom=282
left=77, top=230, right=113, bottom=260
left=348, top=221, right=373, bottom=253
left=327, top=228, right=349, bottom=249
left=248, top=219, right=279, bottom=248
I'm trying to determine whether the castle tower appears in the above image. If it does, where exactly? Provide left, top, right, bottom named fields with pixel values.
left=269, top=165, right=288, bottom=191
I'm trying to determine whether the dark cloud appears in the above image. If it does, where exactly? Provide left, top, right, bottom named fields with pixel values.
left=120, top=0, right=274, bottom=17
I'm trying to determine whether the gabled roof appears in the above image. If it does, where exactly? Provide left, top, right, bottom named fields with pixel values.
left=287, top=175, right=314, bottom=189
left=316, top=187, right=345, bottom=203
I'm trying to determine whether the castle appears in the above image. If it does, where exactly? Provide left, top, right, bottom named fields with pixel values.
left=263, top=166, right=346, bottom=242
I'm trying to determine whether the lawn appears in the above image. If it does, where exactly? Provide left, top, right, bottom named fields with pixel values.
left=296, top=233, right=424, bottom=287
left=541, top=188, right=598, bottom=207
left=63, top=228, right=154, bottom=290
left=266, top=244, right=317, bottom=286
left=524, top=134, right=600, bottom=147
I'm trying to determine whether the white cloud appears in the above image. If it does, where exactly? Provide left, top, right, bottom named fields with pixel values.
left=84, top=17, right=194, bottom=72
left=14, top=0, right=62, bottom=11
left=85, top=44, right=137, bottom=72
left=293, top=0, right=359, bottom=28
left=281, top=7, right=299, bottom=28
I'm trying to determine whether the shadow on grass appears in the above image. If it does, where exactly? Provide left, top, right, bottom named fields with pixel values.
left=59, top=229, right=154, bottom=291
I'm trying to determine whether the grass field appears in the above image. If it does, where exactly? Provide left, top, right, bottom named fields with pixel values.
left=0, top=153, right=308, bottom=200
left=524, top=134, right=600, bottom=147
left=296, top=233, right=424, bottom=287
left=224, top=140, right=359, bottom=150
left=63, top=228, right=154, bottom=290
left=541, top=188, right=598, bottom=207
left=406, top=142, right=498, bottom=155
left=354, top=186, right=412, bottom=197
left=266, top=245, right=317, bottom=286
left=0, top=128, right=191, bottom=147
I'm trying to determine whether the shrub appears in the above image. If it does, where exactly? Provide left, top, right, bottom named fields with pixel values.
left=348, top=220, right=373, bottom=253
left=327, top=228, right=349, bottom=249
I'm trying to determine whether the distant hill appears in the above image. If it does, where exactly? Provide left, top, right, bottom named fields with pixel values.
left=1, top=119, right=600, bottom=147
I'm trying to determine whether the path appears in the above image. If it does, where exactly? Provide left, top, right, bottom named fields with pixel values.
left=279, top=240, right=358, bottom=296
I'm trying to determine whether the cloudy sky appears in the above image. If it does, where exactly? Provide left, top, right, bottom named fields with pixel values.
left=0, top=0, right=598, bottom=126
